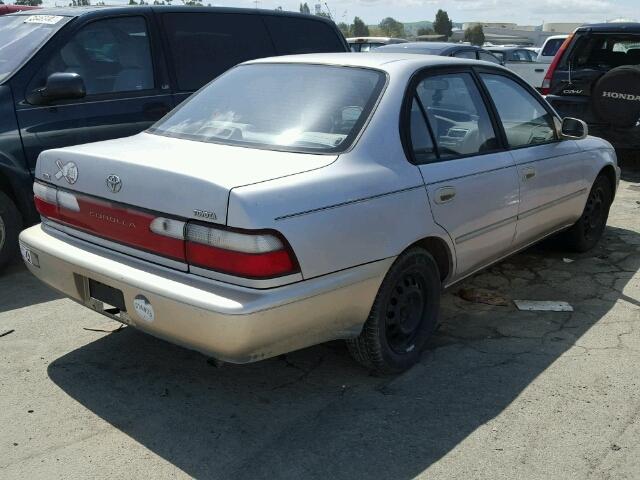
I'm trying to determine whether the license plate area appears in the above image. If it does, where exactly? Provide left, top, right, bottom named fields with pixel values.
left=89, top=278, right=126, bottom=312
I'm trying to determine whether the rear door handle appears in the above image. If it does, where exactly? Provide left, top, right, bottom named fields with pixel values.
left=535, top=68, right=545, bottom=72
left=522, top=167, right=536, bottom=181
left=435, top=186, right=456, bottom=204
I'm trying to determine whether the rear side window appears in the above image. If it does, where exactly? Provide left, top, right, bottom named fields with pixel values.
left=453, top=50, right=477, bottom=60
left=409, top=98, right=437, bottom=163
left=162, top=13, right=275, bottom=91
left=263, top=16, right=345, bottom=54
left=481, top=73, right=556, bottom=148
left=541, top=38, right=566, bottom=57
left=479, top=51, right=500, bottom=64
left=413, top=73, right=498, bottom=159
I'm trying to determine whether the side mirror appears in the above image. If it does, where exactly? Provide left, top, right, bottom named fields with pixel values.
left=560, top=117, right=588, bottom=140
left=29, top=72, right=86, bottom=104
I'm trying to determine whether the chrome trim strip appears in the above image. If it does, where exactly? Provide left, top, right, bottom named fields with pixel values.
left=455, top=215, right=518, bottom=245
left=189, top=266, right=303, bottom=290
left=43, top=220, right=189, bottom=272
left=444, top=222, right=574, bottom=290
left=517, top=188, right=587, bottom=220
left=275, top=185, right=424, bottom=221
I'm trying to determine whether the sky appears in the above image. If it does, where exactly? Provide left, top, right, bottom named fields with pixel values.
left=41, top=0, right=639, bottom=27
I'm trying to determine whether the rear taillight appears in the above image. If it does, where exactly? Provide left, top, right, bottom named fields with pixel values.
left=541, top=33, right=574, bottom=95
left=34, top=181, right=299, bottom=279
left=184, top=223, right=298, bottom=278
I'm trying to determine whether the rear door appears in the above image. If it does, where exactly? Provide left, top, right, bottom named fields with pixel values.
left=160, top=12, right=276, bottom=105
left=479, top=71, right=586, bottom=246
left=15, top=13, right=173, bottom=171
left=407, top=68, right=520, bottom=278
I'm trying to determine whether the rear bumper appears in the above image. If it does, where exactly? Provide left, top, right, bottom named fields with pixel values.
left=19, top=224, right=391, bottom=363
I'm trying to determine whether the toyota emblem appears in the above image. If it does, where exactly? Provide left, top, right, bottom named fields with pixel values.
left=106, top=174, right=122, bottom=193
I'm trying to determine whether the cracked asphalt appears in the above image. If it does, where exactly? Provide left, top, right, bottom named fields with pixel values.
left=1, top=170, right=639, bottom=479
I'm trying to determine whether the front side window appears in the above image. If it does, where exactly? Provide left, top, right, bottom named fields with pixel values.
left=414, top=72, right=498, bottom=159
left=37, top=16, right=153, bottom=95
left=0, top=14, right=71, bottom=83
left=149, top=64, right=386, bottom=154
left=480, top=73, right=556, bottom=148
left=263, top=16, right=345, bottom=55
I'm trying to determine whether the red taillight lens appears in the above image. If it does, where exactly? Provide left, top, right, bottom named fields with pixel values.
left=34, top=181, right=299, bottom=279
left=185, top=223, right=299, bottom=279
left=541, top=34, right=574, bottom=95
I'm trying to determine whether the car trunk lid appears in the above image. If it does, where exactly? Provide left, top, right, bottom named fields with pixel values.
left=35, top=132, right=338, bottom=226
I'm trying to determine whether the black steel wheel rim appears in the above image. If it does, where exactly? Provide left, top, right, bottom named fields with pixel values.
left=385, top=269, right=428, bottom=354
left=582, top=186, right=606, bottom=240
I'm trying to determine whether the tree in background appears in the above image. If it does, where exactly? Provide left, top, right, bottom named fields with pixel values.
left=433, top=9, right=453, bottom=39
left=15, top=0, right=43, bottom=5
left=350, top=16, right=369, bottom=37
left=464, top=24, right=485, bottom=45
left=417, top=26, right=434, bottom=36
left=299, top=2, right=310, bottom=14
left=68, top=0, right=90, bottom=5
left=379, top=17, right=405, bottom=38
left=337, top=22, right=350, bottom=37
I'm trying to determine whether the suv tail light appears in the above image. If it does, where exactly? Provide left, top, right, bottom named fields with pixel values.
left=34, top=181, right=299, bottom=279
left=541, top=33, right=574, bottom=95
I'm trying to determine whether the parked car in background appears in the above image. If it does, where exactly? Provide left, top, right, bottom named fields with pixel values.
left=375, top=42, right=502, bottom=63
left=486, top=46, right=548, bottom=89
left=0, top=6, right=348, bottom=269
left=0, top=5, right=40, bottom=15
left=20, top=53, right=619, bottom=373
left=543, top=23, right=640, bottom=154
left=537, top=35, right=569, bottom=63
left=347, top=36, right=407, bottom=52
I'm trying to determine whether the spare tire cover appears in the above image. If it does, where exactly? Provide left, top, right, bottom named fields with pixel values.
left=592, top=65, right=640, bottom=127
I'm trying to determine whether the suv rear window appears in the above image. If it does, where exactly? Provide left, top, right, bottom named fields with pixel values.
left=149, top=63, right=385, bottom=154
left=568, top=34, right=640, bottom=69
left=162, top=13, right=275, bottom=91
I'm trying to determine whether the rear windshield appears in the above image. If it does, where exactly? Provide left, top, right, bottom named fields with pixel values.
left=149, top=63, right=386, bottom=154
left=568, top=34, right=640, bottom=69
left=0, top=14, right=71, bottom=83
left=541, top=38, right=566, bottom=57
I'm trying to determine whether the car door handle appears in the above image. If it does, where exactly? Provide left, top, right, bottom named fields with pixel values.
left=522, top=168, right=536, bottom=181
left=435, top=186, right=456, bottom=204
left=535, top=68, right=545, bottom=72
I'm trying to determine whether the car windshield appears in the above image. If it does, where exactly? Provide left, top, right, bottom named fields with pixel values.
left=0, top=14, right=71, bottom=83
left=149, top=63, right=386, bottom=154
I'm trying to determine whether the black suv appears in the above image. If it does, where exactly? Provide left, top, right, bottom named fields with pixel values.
left=544, top=23, right=640, bottom=154
left=0, top=6, right=348, bottom=269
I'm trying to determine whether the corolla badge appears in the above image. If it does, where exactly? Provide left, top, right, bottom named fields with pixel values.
left=106, top=174, right=122, bottom=193
left=54, top=160, right=78, bottom=185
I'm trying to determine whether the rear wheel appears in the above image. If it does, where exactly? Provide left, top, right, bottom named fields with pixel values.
left=346, top=248, right=441, bottom=374
left=562, top=175, right=612, bottom=252
left=0, top=190, right=21, bottom=271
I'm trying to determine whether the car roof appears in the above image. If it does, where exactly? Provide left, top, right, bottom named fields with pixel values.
left=245, top=52, right=505, bottom=74
left=7, top=5, right=334, bottom=23
left=576, top=22, right=640, bottom=34
left=346, top=37, right=406, bottom=42
left=375, top=42, right=480, bottom=55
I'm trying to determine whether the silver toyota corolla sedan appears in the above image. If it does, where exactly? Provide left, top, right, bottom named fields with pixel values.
left=19, top=53, right=620, bottom=373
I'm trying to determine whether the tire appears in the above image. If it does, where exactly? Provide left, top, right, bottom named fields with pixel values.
left=346, top=248, right=441, bottom=374
left=561, top=175, right=612, bottom=253
left=591, top=65, right=640, bottom=128
left=0, top=190, right=22, bottom=271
